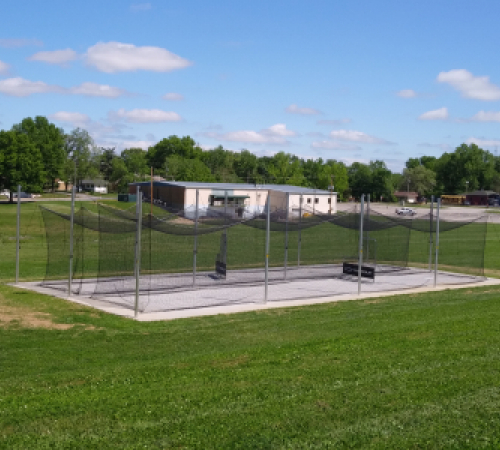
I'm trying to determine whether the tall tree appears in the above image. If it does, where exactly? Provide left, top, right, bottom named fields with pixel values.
left=64, top=128, right=95, bottom=189
left=435, top=143, right=495, bottom=194
left=0, top=130, right=45, bottom=202
left=147, top=135, right=202, bottom=169
left=348, top=162, right=372, bottom=200
left=122, top=148, right=148, bottom=178
left=400, top=165, right=436, bottom=196
left=99, top=147, right=116, bottom=181
left=234, top=149, right=259, bottom=183
left=265, top=152, right=305, bottom=185
left=369, top=160, right=393, bottom=201
left=11, top=116, right=65, bottom=192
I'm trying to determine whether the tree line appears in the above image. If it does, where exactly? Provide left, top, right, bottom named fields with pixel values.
left=1, top=116, right=499, bottom=203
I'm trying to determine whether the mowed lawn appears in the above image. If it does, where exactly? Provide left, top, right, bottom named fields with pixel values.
left=1, top=283, right=500, bottom=448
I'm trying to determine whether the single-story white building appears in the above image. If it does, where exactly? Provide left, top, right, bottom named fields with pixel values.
left=80, top=179, right=108, bottom=194
left=129, top=181, right=337, bottom=219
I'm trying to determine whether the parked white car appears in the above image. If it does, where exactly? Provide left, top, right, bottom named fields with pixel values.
left=395, top=207, right=417, bottom=216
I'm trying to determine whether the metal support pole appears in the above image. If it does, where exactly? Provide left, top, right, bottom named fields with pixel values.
left=284, top=192, right=289, bottom=280
left=68, top=186, right=75, bottom=297
left=193, top=189, right=199, bottom=285
left=358, top=194, right=365, bottom=295
left=429, top=195, right=434, bottom=271
left=298, top=193, right=302, bottom=267
left=15, top=185, right=21, bottom=284
left=264, top=190, right=270, bottom=303
left=366, top=194, right=370, bottom=264
left=434, top=198, right=440, bottom=287
left=134, top=187, right=142, bottom=318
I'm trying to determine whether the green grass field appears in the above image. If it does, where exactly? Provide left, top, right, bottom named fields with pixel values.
left=2, top=283, right=500, bottom=448
left=2, top=203, right=500, bottom=447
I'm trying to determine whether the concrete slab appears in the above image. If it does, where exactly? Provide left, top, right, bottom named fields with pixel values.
left=14, top=267, right=500, bottom=322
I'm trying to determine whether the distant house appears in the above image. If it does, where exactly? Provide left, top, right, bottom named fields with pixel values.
left=393, top=191, right=418, bottom=204
left=80, top=179, right=108, bottom=194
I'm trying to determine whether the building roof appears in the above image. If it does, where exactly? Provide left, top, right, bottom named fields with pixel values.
left=466, top=190, right=499, bottom=196
left=393, top=191, right=418, bottom=197
left=130, top=181, right=334, bottom=195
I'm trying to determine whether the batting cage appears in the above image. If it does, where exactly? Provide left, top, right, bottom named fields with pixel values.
left=39, top=192, right=488, bottom=315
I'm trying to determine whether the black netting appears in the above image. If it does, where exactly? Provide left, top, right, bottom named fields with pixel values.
left=38, top=197, right=488, bottom=313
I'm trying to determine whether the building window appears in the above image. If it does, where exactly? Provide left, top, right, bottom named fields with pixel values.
left=307, top=198, right=311, bottom=204
left=315, top=198, right=319, bottom=204
left=328, top=198, right=331, bottom=204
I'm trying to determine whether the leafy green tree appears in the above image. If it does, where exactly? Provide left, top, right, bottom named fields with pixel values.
left=201, top=146, right=238, bottom=182
left=99, top=147, right=116, bottom=180
left=122, top=148, right=148, bottom=178
left=147, top=135, right=202, bottom=169
left=265, top=152, right=305, bottom=185
left=435, top=143, right=495, bottom=194
left=11, top=116, right=65, bottom=192
left=64, top=128, right=95, bottom=189
left=0, top=130, right=45, bottom=202
left=348, top=163, right=372, bottom=200
left=369, top=160, right=393, bottom=201
left=109, top=157, right=134, bottom=193
left=234, top=149, right=259, bottom=183
left=164, top=156, right=215, bottom=182
left=400, top=165, right=436, bottom=196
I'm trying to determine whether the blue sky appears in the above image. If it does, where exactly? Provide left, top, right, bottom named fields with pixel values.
left=1, top=0, right=500, bottom=172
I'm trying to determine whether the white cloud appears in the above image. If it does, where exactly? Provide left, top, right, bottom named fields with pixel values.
left=317, top=119, right=351, bottom=125
left=397, top=89, right=417, bottom=98
left=417, top=142, right=452, bottom=151
left=162, top=92, right=184, bottom=101
left=28, top=48, right=78, bottom=66
left=200, top=123, right=297, bottom=145
left=85, top=41, right=192, bottom=73
left=262, top=123, right=297, bottom=137
left=0, top=77, right=62, bottom=96
left=0, top=77, right=130, bottom=98
left=130, top=3, right=151, bottom=11
left=418, top=107, right=449, bottom=120
left=286, top=104, right=322, bottom=115
left=70, top=82, right=129, bottom=98
left=48, top=111, right=91, bottom=126
left=329, top=129, right=394, bottom=144
left=0, top=60, right=10, bottom=75
left=0, top=38, right=43, bottom=48
left=437, top=69, right=500, bottom=101
left=121, top=140, right=155, bottom=149
left=112, top=108, right=182, bottom=123
left=49, top=111, right=90, bottom=123
left=465, top=137, right=500, bottom=148
left=311, top=140, right=360, bottom=150
left=470, top=111, right=500, bottom=122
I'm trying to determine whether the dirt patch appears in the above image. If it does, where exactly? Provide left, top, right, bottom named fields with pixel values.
left=171, top=216, right=195, bottom=225
left=0, top=305, right=94, bottom=330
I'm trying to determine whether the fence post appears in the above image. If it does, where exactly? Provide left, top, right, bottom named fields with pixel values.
left=134, top=187, right=142, bottom=318
left=15, top=185, right=21, bottom=284
left=298, top=193, right=302, bottom=267
left=358, top=194, right=365, bottom=295
left=434, top=198, right=440, bottom=287
left=366, top=193, right=370, bottom=263
left=429, top=195, right=434, bottom=271
left=68, top=186, right=75, bottom=297
left=193, top=189, right=199, bottom=285
left=284, top=192, right=289, bottom=279
left=264, top=190, right=270, bottom=303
